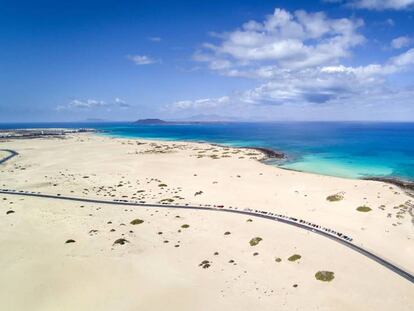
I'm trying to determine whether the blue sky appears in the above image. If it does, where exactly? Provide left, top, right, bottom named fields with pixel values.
left=1, top=0, right=414, bottom=122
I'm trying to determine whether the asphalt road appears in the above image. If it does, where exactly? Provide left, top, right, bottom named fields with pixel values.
left=0, top=149, right=18, bottom=164
left=1, top=149, right=413, bottom=284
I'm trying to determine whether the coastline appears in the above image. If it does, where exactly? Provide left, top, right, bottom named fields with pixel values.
left=364, top=177, right=414, bottom=197
left=0, top=131, right=413, bottom=310
left=3, top=127, right=414, bottom=193
left=102, top=131, right=414, bottom=196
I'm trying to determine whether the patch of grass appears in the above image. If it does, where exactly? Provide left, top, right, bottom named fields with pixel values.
left=181, top=224, right=190, bottom=228
left=249, top=237, right=262, bottom=246
left=356, top=205, right=372, bottom=212
left=160, top=198, right=174, bottom=203
left=288, top=254, right=301, bottom=262
left=65, top=239, right=76, bottom=244
left=130, top=218, right=144, bottom=225
left=315, top=271, right=335, bottom=282
left=326, top=194, right=344, bottom=202
left=113, top=238, right=129, bottom=245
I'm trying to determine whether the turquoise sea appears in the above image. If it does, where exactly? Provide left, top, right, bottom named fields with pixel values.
left=1, top=122, right=414, bottom=181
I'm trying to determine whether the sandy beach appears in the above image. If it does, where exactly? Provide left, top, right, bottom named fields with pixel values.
left=1, top=133, right=413, bottom=310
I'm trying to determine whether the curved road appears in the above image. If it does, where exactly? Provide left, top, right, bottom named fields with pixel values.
left=0, top=149, right=413, bottom=284
left=0, top=149, right=18, bottom=164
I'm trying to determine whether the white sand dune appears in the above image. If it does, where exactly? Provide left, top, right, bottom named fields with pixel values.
left=0, top=133, right=413, bottom=310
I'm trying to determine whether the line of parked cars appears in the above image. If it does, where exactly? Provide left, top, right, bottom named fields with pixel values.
left=243, top=208, right=353, bottom=242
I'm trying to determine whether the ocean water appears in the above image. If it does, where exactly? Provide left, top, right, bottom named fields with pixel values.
left=1, top=121, right=414, bottom=180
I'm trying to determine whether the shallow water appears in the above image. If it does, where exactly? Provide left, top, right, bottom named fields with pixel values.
left=2, top=121, right=414, bottom=180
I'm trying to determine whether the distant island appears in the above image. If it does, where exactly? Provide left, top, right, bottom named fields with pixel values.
left=134, top=119, right=169, bottom=124
left=134, top=115, right=240, bottom=124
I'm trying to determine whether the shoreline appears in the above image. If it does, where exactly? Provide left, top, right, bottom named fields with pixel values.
left=363, top=177, right=414, bottom=197
left=4, top=128, right=414, bottom=191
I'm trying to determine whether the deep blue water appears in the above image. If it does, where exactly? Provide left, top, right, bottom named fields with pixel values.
left=1, top=122, right=414, bottom=180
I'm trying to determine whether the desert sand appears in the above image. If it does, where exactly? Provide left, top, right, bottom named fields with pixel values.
left=0, top=133, right=413, bottom=310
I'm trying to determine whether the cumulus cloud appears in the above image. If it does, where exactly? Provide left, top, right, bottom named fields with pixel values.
left=195, top=8, right=364, bottom=71
left=114, top=97, right=130, bottom=108
left=324, top=0, right=414, bottom=10
left=391, top=36, right=412, bottom=49
left=349, top=0, right=414, bottom=10
left=57, top=98, right=130, bottom=111
left=170, top=96, right=230, bottom=110
left=169, top=7, right=414, bottom=119
left=127, top=54, right=158, bottom=65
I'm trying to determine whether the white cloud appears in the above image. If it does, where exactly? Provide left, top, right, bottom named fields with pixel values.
left=195, top=8, right=364, bottom=72
left=168, top=7, right=414, bottom=120
left=149, top=37, right=161, bottom=42
left=57, top=98, right=130, bottom=111
left=67, top=99, right=106, bottom=109
left=170, top=96, right=230, bottom=110
left=349, top=0, right=414, bottom=10
left=127, top=54, right=158, bottom=65
left=114, top=97, right=130, bottom=108
left=326, top=0, right=414, bottom=10
left=391, top=36, right=412, bottom=49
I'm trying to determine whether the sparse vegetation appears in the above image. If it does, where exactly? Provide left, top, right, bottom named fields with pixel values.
left=357, top=205, right=372, bottom=212
left=113, top=238, right=129, bottom=245
left=6, top=210, right=15, bottom=215
left=315, top=271, right=335, bottom=282
left=249, top=237, right=262, bottom=246
left=224, top=231, right=231, bottom=235
left=130, top=218, right=144, bottom=225
left=160, top=198, right=174, bottom=203
left=275, top=257, right=282, bottom=263
left=199, top=260, right=211, bottom=269
left=326, top=194, right=344, bottom=202
left=288, top=254, right=301, bottom=262
left=158, top=183, right=167, bottom=187
left=65, top=239, right=76, bottom=244
left=181, top=224, right=190, bottom=228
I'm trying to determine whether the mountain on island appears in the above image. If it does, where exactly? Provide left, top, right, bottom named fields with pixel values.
left=134, top=115, right=240, bottom=124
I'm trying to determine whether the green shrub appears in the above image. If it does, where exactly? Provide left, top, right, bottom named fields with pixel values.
left=288, top=254, right=301, bottom=262
left=357, top=205, right=372, bottom=212
left=130, top=218, right=144, bottom=225
left=326, top=194, right=344, bottom=202
left=315, top=271, right=335, bottom=282
left=249, top=237, right=262, bottom=246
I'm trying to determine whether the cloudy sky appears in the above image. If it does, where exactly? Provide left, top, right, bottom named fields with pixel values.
left=1, top=0, right=414, bottom=122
